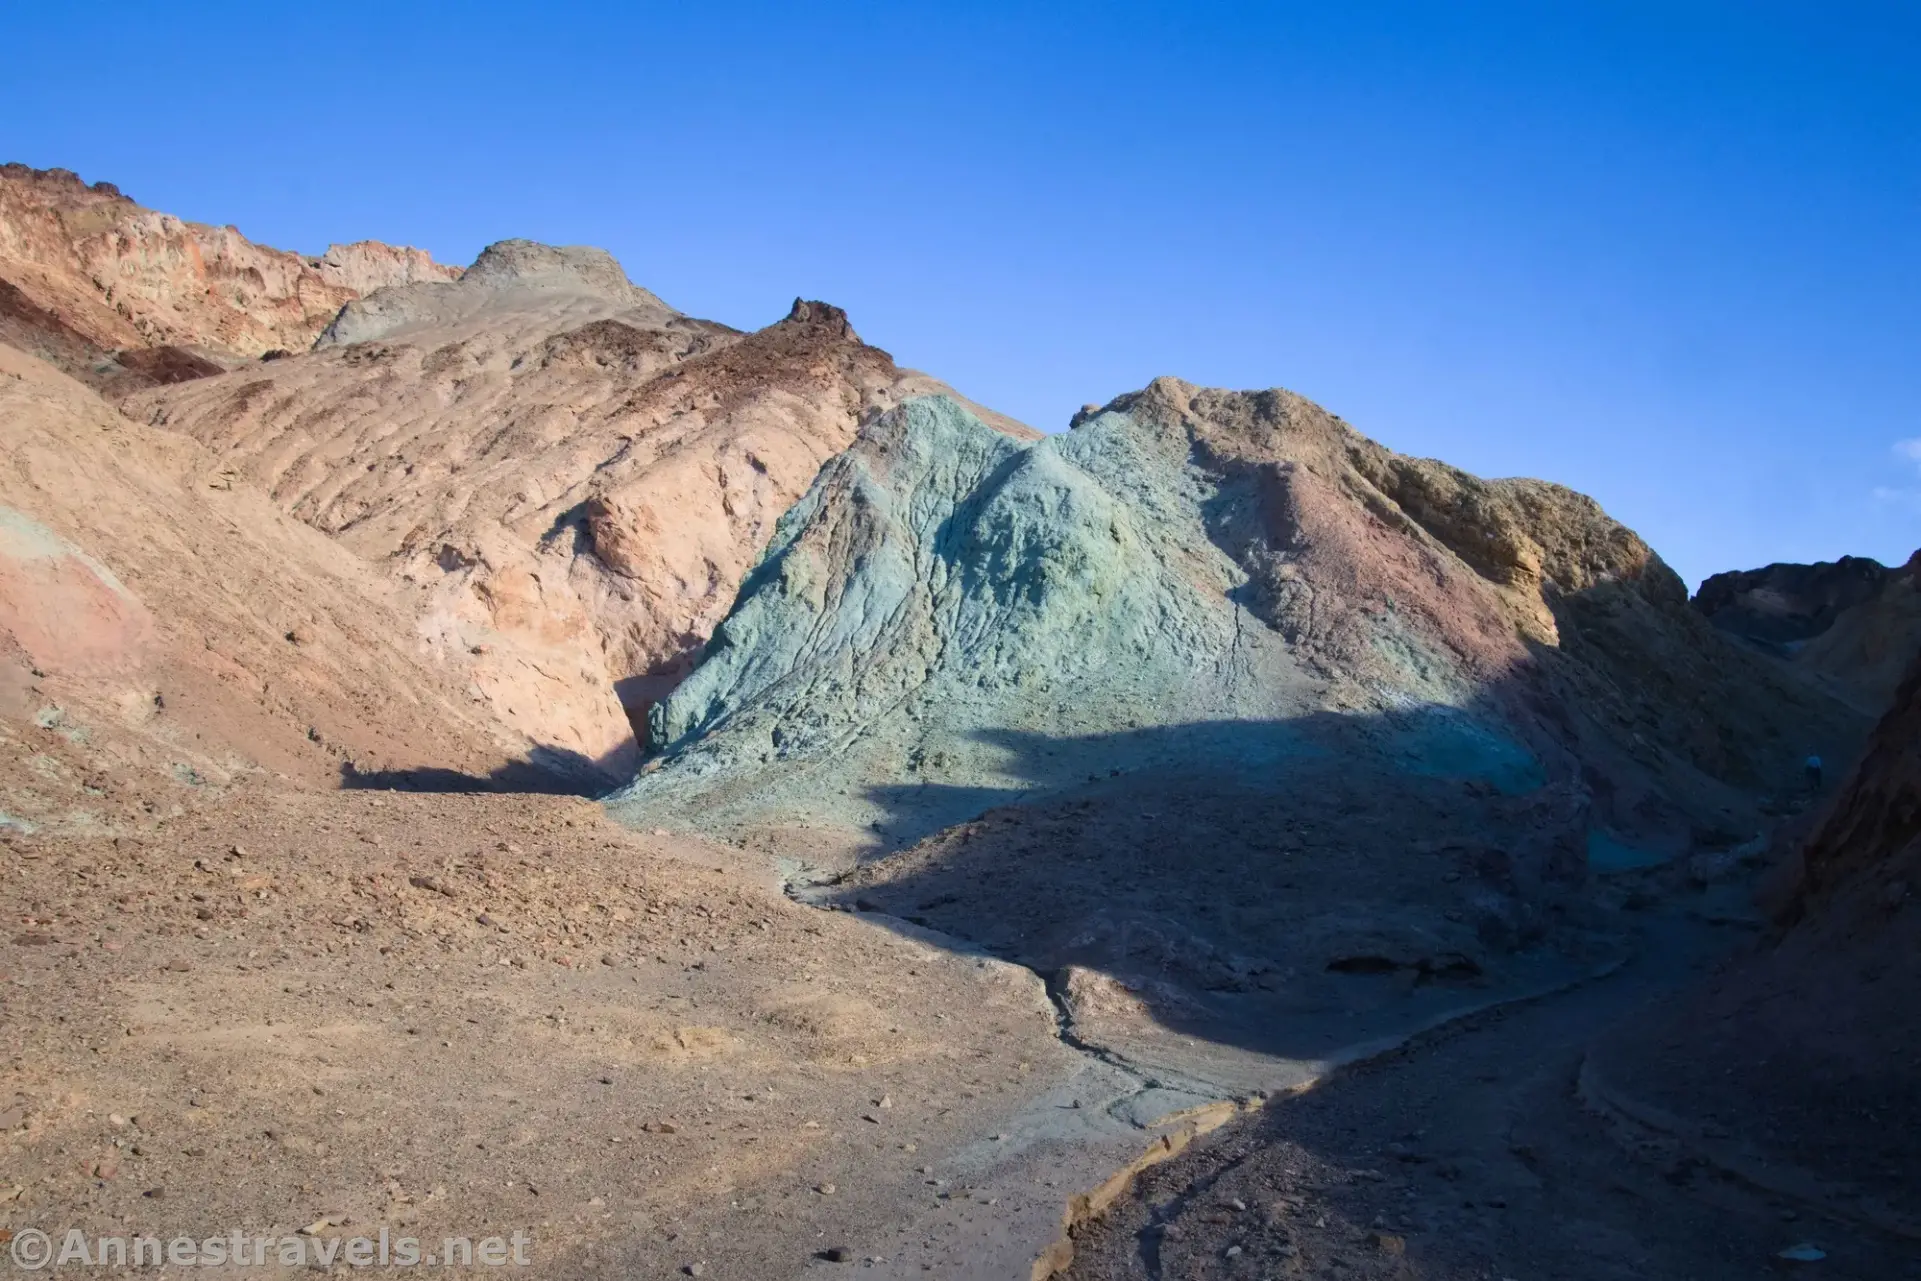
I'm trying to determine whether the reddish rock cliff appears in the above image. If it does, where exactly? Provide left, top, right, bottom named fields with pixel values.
left=0, top=163, right=456, bottom=367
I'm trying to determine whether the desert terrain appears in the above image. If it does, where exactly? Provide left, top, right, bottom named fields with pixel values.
left=3, top=163, right=1916, bottom=1280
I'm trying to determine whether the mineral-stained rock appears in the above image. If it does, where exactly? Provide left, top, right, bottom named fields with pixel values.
left=0, top=342, right=531, bottom=832
left=612, top=380, right=1859, bottom=862
left=130, top=249, right=1032, bottom=766
left=607, top=380, right=1860, bottom=1094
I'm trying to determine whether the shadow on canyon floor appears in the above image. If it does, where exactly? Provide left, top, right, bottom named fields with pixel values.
left=803, top=566, right=1864, bottom=1066
left=823, top=703, right=1627, bottom=1070
left=339, top=742, right=628, bottom=796
left=1053, top=898, right=1921, bottom=1281
left=828, top=706, right=1907, bottom=1277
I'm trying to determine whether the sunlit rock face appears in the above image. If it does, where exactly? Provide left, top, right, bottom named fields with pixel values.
left=612, top=381, right=1856, bottom=861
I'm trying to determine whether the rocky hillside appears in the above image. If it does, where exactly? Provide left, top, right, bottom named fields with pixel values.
left=607, top=379, right=1862, bottom=1097
left=1695, top=555, right=1893, bottom=644
left=129, top=244, right=1032, bottom=767
left=1788, top=644, right=1921, bottom=920
left=0, top=163, right=455, bottom=391
left=0, top=343, right=534, bottom=836
left=614, top=379, right=1858, bottom=859
left=1694, top=551, right=1921, bottom=711
left=1591, top=647, right=1921, bottom=1233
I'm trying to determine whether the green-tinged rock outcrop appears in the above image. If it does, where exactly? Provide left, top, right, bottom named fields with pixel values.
left=610, top=379, right=1858, bottom=862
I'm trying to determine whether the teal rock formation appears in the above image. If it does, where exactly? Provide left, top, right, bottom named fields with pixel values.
left=608, top=380, right=1859, bottom=859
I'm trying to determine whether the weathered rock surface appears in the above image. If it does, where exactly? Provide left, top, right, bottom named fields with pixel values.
left=608, top=381, right=1860, bottom=1095
left=1792, top=561, right=1921, bottom=712
left=615, top=379, right=1859, bottom=859
left=0, top=343, right=534, bottom=834
left=0, top=274, right=224, bottom=397
left=314, top=238, right=669, bottom=348
left=12, top=161, right=1896, bottom=1281
left=1694, top=555, right=1894, bottom=645
left=1694, top=550, right=1921, bottom=710
left=130, top=250, right=1032, bottom=767
left=0, top=162, right=456, bottom=379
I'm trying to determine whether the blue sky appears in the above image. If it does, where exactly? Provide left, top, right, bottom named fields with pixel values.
left=4, top=1, right=1916, bottom=586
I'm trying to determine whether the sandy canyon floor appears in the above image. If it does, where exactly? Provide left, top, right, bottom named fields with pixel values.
left=7, top=775, right=1911, bottom=1280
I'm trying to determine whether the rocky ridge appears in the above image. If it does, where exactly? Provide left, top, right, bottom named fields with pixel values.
left=1694, top=551, right=1921, bottom=711
left=0, top=342, right=531, bottom=836
left=132, top=251, right=1033, bottom=769
left=0, top=163, right=455, bottom=390
left=606, top=380, right=1861, bottom=1106
left=315, top=238, right=671, bottom=348
left=1695, top=555, right=1895, bottom=645
left=616, top=380, right=1858, bottom=858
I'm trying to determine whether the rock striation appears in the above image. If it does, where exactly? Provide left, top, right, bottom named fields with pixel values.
left=130, top=249, right=1032, bottom=768
left=614, top=379, right=1859, bottom=861
left=0, top=343, right=533, bottom=834
left=0, top=162, right=456, bottom=387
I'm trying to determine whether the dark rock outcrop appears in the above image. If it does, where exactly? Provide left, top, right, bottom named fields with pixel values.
left=1694, top=555, right=1894, bottom=645
left=1694, top=551, right=1921, bottom=710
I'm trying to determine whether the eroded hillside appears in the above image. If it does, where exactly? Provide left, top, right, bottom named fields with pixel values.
left=131, top=246, right=1032, bottom=769
left=3, top=162, right=1905, bottom=1281
left=1695, top=551, right=1921, bottom=711
left=616, top=380, right=1859, bottom=859
left=0, top=163, right=454, bottom=392
left=0, top=343, right=526, bottom=834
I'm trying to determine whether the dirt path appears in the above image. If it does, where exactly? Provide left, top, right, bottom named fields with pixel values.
left=771, top=825, right=1618, bottom=1281
left=1058, top=906, right=1921, bottom=1281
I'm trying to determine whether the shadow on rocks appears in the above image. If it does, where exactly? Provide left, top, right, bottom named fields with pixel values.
left=340, top=743, right=625, bottom=797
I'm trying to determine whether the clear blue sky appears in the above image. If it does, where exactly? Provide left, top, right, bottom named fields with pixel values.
left=5, top=1, right=1917, bottom=586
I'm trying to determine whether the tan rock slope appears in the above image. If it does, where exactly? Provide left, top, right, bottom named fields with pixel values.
left=0, top=342, right=531, bottom=835
left=0, top=163, right=455, bottom=391
left=131, top=246, right=1033, bottom=769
